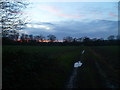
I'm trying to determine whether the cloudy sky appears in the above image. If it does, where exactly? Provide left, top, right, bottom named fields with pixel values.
left=22, top=0, right=119, bottom=40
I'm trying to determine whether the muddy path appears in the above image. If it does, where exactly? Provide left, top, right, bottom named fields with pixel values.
left=66, top=50, right=84, bottom=89
left=66, top=68, right=78, bottom=89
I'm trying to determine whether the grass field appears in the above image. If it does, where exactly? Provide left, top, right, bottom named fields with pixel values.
left=76, top=46, right=119, bottom=88
left=3, top=45, right=120, bottom=88
left=3, top=46, right=84, bottom=88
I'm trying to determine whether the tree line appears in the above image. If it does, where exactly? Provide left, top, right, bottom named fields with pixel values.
left=2, top=33, right=120, bottom=46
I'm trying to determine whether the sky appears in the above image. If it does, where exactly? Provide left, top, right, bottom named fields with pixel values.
left=21, top=0, right=119, bottom=40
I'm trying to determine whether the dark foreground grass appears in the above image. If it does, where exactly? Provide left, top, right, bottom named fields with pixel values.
left=3, top=45, right=119, bottom=88
left=3, top=46, right=83, bottom=88
left=90, top=46, right=120, bottom=86
left=76, top=46, right=119, bottom=88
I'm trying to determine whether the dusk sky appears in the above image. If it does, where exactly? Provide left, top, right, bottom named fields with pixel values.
left=21, top=0, right=119, bottom=40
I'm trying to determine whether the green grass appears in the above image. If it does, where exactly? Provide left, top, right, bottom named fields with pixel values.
left=3, top=45, right=119, bottom=88
left=77, top=46, right=119, bottom=88
left=3, top=46, right=83, bottom=88
left=91, top=46, right=120, bottom=84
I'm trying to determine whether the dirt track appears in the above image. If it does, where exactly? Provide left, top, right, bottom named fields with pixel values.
left=66, top=48, right=119, bottom=88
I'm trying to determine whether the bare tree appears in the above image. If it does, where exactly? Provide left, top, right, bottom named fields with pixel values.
left=24, top=34, right=28, bottom=39
left=0, top=0, right=28, bottom=39
left=107, top=35, right=115, bottom=40
left=47, top=34, right=56, bottom=42
left=29, top=34, right=33, bottom=40
left=91, top=38, right=97, bottom=41
left=76, top=37, right=83, bottom=42
left=20, top=33, right=25, bottom=40
left=63, top=36, right=73, bottom=42
left=83, top=36, right=90, bottom=42
left=116, top=35, right=120, bottom=40
left=34, top=35, right=40, bottom=42
left=39, top=35, right=45, bottom=42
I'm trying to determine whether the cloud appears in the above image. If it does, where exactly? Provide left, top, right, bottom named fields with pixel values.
left=38, top=5, right=83, bottom=19
left=26, top=24, right=51, bottom=30
left=24, top=20, right=118, bottom=39
left=28, top=0, right=119, bottom=2
left=54, top=20, right=118, bottom=39
left=56, top=13, right=82, bottom=18
left=39, top=5, right=61, bottom=13
left=24, top=23, right=55, bottom=35
left=109, top=12, right=118, bottom=17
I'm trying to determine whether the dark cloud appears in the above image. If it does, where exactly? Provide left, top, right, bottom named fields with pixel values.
left=24, top=20, right=118, bottom=40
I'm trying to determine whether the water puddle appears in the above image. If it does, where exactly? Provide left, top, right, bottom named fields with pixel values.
left=81, top=50, right=85, bottom=54
left=74, top=61, right=82, bottom=68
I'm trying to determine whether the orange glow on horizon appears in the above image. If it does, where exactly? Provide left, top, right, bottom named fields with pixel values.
left=17, top=39, right=63, bottom=42
left=39, top=40, right=49, bottom=42
left=39, top=40, right=63, bottom=42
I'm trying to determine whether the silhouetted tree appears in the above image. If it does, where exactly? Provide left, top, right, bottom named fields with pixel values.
left=73, top=38, right=77, bottom=42
left=99, top=38, right=104, bottom=41
left=63, top=36, right=73, bottom=42
left=116, top=35, right=120, bottom=40
left=83, top=37, right=90, bottom=42
left=34, top=35, right=40, bottom=42
left=76, top=38, right=83, bottom=42
left=0, top=0, right=28, bottom=39
left=107, top=35, right=115, bottom=40
left=92, top=38, right=97, bottom=41
left=24, top=34, right=28, bottom=39
left=39, top=35, right=45, bottom=42
left=47, top=34, right=56, bottom=42
left=20, top=33, right=26, bottom=42
left=8, top=35, right=14, bottom=40
left=29, top=34, right=33, bottom=40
